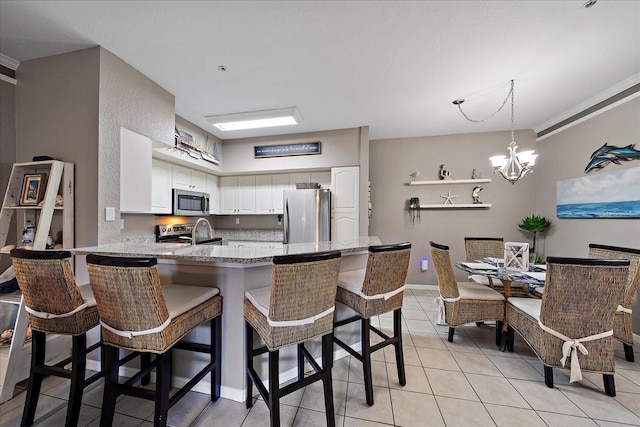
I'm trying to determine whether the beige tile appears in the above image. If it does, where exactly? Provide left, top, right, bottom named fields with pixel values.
left=402, top=300, right=423, bottom=311
left=488, top=354, right=545, bottom=381
left=614, top=391, right=640, bottom=418
left=2, top=394, right=66, bottom=427
left=405, top=319, right=438, bottom=334
left=410, top=332, right=447, bottom=350
left=452, top=351, right=502, bottom=376
left=389, top=388, right=444, bottom=426
left=298, top=378, right=348, bottom=416
left=558, top=384, right=640, bottom=424
left=86, top=412, right=146, bottom=427
left=466, top=373, right=529, bottom=408
left=617, top=367, right=640, bottom=388
left=292, top=407, right=343, bottom=427
left=435, top=396, right=495, bottom=426
left=509, top=378, right=585, bottom=416
left=343, top=416, right=392, bottom=426
left=383, top=344, right=421, bottom=367
left=0, top=389, right=26, bottom=417
left=348, top=359, right=388, bottom=388
left=484, top=403, right=547, bottom=427
left=332, top=356, right=351, bottom=382
left=242, top=400, right=298, bottom=427
left=443, top=335, right=484, bottom=354
left=34, top=403, right=101, bottom=427
left=424, top=368, right=478, bottom=401
left=415, top=347, right=460, bottom=371
left=190, top=397, right=250, bottom=427
left=536, top=411, right=599, bottom=427
left=113, top=393, right=155, bottom=421
left=344, top=383, right=393, bottom=424
left=386, top=363, right=431, bottom=394
left=402, top=309, right=430, bottom=321
left=150, top=390, right=211, bottom=426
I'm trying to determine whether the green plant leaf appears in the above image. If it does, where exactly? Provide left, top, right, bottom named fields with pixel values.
left=518, top=214, right=551, bottom=233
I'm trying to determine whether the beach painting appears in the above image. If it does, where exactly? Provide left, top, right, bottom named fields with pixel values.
left=556, top=166, right=640, bottom=218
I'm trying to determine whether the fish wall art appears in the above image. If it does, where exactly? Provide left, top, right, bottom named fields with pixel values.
left=585, top=143, right=640, bottom=173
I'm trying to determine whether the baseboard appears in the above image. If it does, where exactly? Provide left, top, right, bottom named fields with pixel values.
left=406, top=283, right=438, bottom=291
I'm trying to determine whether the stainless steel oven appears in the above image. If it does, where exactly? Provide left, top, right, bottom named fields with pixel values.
left=172, top=189, right=209, bottom=216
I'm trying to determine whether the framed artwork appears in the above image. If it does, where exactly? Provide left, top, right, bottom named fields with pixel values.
left=254, top=142, right=321, bottom=158
left=20, top=173, right=47, bottom=206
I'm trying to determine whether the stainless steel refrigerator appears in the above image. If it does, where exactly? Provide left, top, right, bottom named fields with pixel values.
left=283, top=189, right=331, bottom=244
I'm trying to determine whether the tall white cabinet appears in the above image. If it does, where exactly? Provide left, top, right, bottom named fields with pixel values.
left=331, top=166, right=360, bottom=243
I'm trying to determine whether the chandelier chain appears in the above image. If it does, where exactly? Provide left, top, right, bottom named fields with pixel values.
left=455, top=80, right=514, bottom=124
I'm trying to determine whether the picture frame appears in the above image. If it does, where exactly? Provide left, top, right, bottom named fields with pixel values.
left=254, top=142, right=321, bottom=158
left=20, top=173, right=47, bottom=206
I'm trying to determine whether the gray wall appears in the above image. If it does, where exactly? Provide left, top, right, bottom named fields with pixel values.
left=369, top=130, right=538, bottom=286
left=0, top=79, right=16, bottom=271
left=535, top=96, right=640, bottom=332
left=16, top=48, right=100, bottom=250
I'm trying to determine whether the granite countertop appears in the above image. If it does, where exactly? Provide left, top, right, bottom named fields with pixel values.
left=72, top=237, right=382, bottom=264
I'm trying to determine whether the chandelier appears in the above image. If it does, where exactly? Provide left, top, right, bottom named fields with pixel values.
left=453, top=80, right=537, bottom=184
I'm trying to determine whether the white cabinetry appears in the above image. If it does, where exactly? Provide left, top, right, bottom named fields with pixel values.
left=256, top=174, right=288, bottom=214
left=206, top=174, right=220, bottom=214
left=151, top=159, right=172, bottom=214
left=331, top=166, right=360, bottom=243
left=172, top=164, right=206, bottom=192
left=220, top=176, right=256, bottom=214
left=120, top=127, right=152, bottom=213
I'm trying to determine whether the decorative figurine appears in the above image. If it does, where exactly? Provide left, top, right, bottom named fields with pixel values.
left=440, top=190, right=458, bottom=205
left=439, top=164, right=451, bottom=180
left=471, top=168, right=482, bottom=179
left=472, top=185, right=483, bottom=204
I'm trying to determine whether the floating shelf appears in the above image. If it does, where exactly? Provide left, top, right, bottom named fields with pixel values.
left=408, top=179, right=492, bottom=185
left=418, top=204, right=492, bottom=209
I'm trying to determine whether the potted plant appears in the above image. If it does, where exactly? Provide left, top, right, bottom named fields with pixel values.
left=409, top=197, right=420, bottom=224
left=518, top=214, right=551, bottom=263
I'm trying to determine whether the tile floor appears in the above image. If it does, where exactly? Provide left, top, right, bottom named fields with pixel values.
left=1, top=288, right=640, bottom=426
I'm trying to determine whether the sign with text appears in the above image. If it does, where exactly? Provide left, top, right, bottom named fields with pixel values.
left=254, top=142, right=321, bottom=158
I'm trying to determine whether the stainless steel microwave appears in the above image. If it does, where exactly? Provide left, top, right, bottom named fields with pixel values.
left=173, top=189, right=209, bottom=216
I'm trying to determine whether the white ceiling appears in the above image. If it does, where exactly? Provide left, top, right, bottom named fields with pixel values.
left=1, top=1, right=638, bottom=141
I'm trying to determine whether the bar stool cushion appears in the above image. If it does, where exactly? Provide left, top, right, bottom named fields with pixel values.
left=458, top=282, right=506, bottom=301
left=162, top=285, right=220, bottom=319
left=78, top=284, right=97, bottom=307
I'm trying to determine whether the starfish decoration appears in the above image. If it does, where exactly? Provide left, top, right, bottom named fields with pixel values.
left=440, top=190, right=458, bottom=205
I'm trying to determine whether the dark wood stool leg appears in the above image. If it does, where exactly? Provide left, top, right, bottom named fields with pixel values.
left=603, top=374, right=616, bottom=397
left=22, top=330, right=46, bottom=427
left=448, top=327, right=455, bottom=342
left=66, top=333, right=87, bottom=427
left=100, top=346, right=119, bottom=427
left=140, top=353, right=152, bottom=385
left=322, top=333, right=335, bottom=427
left=496, top=321, right=503, bottom=346
left=361, top=317, right=374, bottom=406
left=212, top=315, right=222, bottom=400
left=297, top=343, right=305, bottom=380
left=268, top=349, right=280, bottom=427
left=154, top=351, right=171, bottom=427
left=393, top=308, right=406, bottom=386
left=624, top=344, right=635, bottom=362
left=506, top=326, right=515, bottom=352
left=245, top=321, right=254, bottom=409
left=544, top=366, right=554, bottom=389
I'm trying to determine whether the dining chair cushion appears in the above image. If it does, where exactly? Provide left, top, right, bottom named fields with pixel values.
left=78, top=283, right=97, bottom=307
left=162, top=285, right=220, bottom=319
left=507, top=297, right=541, bottom=319
left=458, top=282, right=505, bottom=301
left=469, top=274, right=491, bottom=286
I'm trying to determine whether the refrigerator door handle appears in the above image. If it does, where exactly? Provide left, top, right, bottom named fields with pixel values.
left=284, top=198, right=289, bottom=244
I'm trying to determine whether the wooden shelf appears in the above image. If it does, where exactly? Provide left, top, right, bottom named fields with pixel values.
left=408, top=179, right=491, bottom=185
left=418, top=204, right=492, bottom=209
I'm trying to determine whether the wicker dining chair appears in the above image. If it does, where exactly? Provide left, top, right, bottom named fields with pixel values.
left=430, top=242, right=505, bottom=343
left=86, top=254, right=222, bottom=427
left=506, top=257, right=629, bottom=396
left=245, top=250, right=342, bottom=427
left=10, top=249, right=103, bottom=427
left=332, top=242, right=411, bottom=406
left=588, top=244, right=640, bottom=362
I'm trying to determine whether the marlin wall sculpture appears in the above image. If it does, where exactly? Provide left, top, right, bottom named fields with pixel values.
left=584, top=143, right=640, bottom=173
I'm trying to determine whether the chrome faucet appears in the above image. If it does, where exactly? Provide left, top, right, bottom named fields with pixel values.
left=192, top=217, right=214, bottom=245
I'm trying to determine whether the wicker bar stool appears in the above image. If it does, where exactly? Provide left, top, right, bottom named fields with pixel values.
left=505, top=257, right=629, bottom=396
left=244, top=250, right=342, bottom=427
left=10, top=249, right=103, bottom=427
left=332, top=242, right=411, bottom=406
left=85, top=254, right=222, bottom=427
left=430, top=242, right=505, bottom=344
left=588, top=244, right=640, bottom=362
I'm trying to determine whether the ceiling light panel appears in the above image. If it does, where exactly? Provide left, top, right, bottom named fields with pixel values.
left=206, top=107, right=302, bottom=131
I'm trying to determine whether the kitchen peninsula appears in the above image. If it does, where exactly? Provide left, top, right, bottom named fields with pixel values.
left=73, top=237, right=381, bottom=402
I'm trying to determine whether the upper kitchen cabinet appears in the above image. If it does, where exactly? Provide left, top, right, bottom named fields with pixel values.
left=206, top=174, right=220, bottom=215
left=331, top=166, right=360, bottom=243
left=120, top=128, right=152, bottom=213
left=172, top=164, right=206, bottom=192
left=220, top=176, right=256, bottom=214
left=151, top=158, right=172, bottom=214
left=256, top=174, right=289, bottom=214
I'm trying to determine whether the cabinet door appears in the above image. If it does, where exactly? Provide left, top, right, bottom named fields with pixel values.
left=332, top=213, right=359, bottom=243
left=172, top=164, right=191, bottom=191
left=331, top=166, right=360, bottom=242
left=151, top=159, right=172, bottom=214
left=255, top=175, right=273, bottom=214
left=120, top=128, right=152, bottom=213
left=190, top=170, right=207, bottom=192
left=271, top=174, right=289, bottom=213
left=220, top=176, right=238, bottom=214
left=237, top=175, right=256, bottom=214
left=206, top=174, right=220, bottom=214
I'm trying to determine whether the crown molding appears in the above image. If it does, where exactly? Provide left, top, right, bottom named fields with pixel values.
left=0, top=54, right=19, bottom=70
left=534, top=73, right=640, bottom=138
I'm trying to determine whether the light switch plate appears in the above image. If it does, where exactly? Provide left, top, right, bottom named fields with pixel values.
left=105, top=207, right=116, bottom=222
